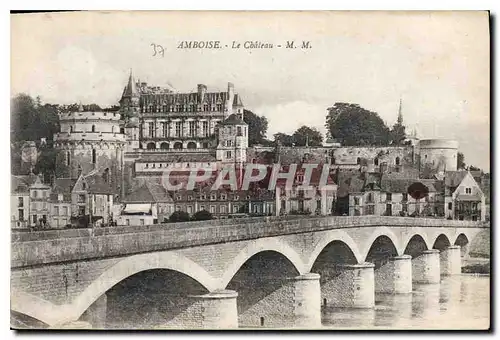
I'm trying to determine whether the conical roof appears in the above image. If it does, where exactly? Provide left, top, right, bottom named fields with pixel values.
left=123, top=69, right=138, bottom=97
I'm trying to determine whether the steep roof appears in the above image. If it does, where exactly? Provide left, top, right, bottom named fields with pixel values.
left=137, top=152, right=217, bottom=163
left=233, top=93, right=244, bottom=107
left=81, top=172, right=115, bottom=195
left=122, top=70, right=138, bottom=97
left=11, top=175, right=31, bottom=194
left=445, top=171, right=468, bottom=188
left=380, top=178, right=440, bottom=194
left=123, top=182, right=173, bottom=203
left=50, top=178, right=77, bottom=202
left=220, top=113, right=247, bottom=126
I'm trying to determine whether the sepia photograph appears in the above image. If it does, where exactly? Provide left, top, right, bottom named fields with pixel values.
left=9, top=10, right=490, bottom=330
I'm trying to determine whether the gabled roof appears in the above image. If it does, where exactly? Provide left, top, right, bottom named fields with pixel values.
left=50, top=178, right=77, bottom=202
left=123, top=182, right=173, bottom=203
left=11, top=175, right=30, bottom=194
left=445, top=171, right=468, bottom=188
left=380, top=178, right=440, bottom=194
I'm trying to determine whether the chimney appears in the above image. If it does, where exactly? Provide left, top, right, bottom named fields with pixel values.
left=197, top=84, right=207, bottom=103
left=226, top=82, right=234, bottom=117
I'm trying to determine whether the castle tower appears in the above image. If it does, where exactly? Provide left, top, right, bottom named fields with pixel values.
left=216, top=114, right=248, bottom=165
left=120, top=70, right=141, bottom=151
left=53, top=107, right=126, bottom=195
left=418, top=139, right=458, bottom=175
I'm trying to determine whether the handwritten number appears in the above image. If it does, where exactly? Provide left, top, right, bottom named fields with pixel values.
left=151, top=43, right=165, bottom=58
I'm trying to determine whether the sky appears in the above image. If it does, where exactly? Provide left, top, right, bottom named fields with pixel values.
left=11, top=11, right=490, bottom=170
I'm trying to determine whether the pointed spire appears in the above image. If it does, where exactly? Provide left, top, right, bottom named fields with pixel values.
left=123, top=69, right=138, bottom=97
left=397, top=97, right=403, bottom=125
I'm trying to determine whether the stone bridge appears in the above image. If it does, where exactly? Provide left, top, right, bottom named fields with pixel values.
left=10, top=216, right=487, bottom=329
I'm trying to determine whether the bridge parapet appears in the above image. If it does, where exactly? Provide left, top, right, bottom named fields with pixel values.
left=11, top=216, right=485, bottom=269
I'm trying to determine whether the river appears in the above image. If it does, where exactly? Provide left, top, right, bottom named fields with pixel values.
left=322, top=274, right=489, bottom=330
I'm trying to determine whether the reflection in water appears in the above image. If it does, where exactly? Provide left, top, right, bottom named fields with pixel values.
left=322, top=275, right=489, bottom=330
left=106, top=274, right=489, bottom=330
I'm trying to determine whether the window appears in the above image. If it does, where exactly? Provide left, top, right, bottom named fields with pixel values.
left=32, top=191, right=38, bottom=198
left=216, top=103, right=222, bottom=111
left=356, top=157, right=361, bottom=165
left=234, top=196, right=239, bottom=201
left=402, top=203, right=408, bottom=212
left=18, top=197, right=23, bottom=207
left=79, top=206, right=85, bottom=215
left=221, top=194, right=227, bottom=201
left=58, top=194, right=64, bottom=201
left=203, top=104, right=209, bottom=111
left=226, top=151, right=232, bottom=159
left=210, top=193, right=217, bottom=201
left=187, top=206, right=193, bottom=214
left=366, top=193, right=373, bottom=203
left=202, top=121, right=209, bottom=137
left=148, top=122, right=154, bottom=137
left=210, top=205, right=216, bottom=213
left=448, top=202, right=452, bottom=210
left=237, top=126, right=242, bottom=136
left=32, top=215, right=37, bottom=224
left=402, top=193, right=408, bottom=202
left=175, top=122, right=182, bottom=137
left=126, top=219, right=130, bottom=226
left=188, top=195, right=193, bottom=201
left=66, top=151, right=71, bottom=166
left=161, top=122, right=168, bottom=137
left=221, top=205, right=226, bottom=214
left=54, top=206, right=59, bottom=215
left=78, top=194, right=86, bottom=203
left=365, top=205, right=375, bottom=215
left=354, top=197, right=360, bottom=206
left=374, top=158, right=379, bottom=166
left=140, top=219, right=145, bottom=225
left=233, top=205, right=239, bottom=213
left=189, top=121, right=196, bottom=137
left=395, top=157, right=400, bottom=166
left=18, top=209, right=24, bottom=221
left=386, top=193, right=392, bottom=201
left=63, top=206, right=68, bottom=215
left=465, top=187, right=472, bottom=194
left=91, top=125, right=96, bottom=132
left=200, top=205, right=205, bottom=211
left=92, top=149, right=96, bottom=164
left=82, top=182, right=86, bottom=190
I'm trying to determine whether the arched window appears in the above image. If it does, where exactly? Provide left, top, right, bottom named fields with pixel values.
left=173, top=142, right=183, bottom=150
left=187, top=142, right=197, bottom=149
left=66, top=151, right=71, bottom=166
left=146, top=142, right=156, bottom=150
left=395, top=157, right=400, bottom=166
left=160, top=142, right=169, bottom=150
left=374, top=158, right=379, bottom=166
left=91, top=125, right=96, bottom=132
left=92, top=149, right=96, bottom=164
left=103, top=168, right=110, bottom=183
left=357, top=157, right=361, bottom=165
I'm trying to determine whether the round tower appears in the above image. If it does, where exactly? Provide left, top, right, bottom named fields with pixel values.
left=418, top=139, right=458, bottom=173
left=53, top=106, right=126, bottom=193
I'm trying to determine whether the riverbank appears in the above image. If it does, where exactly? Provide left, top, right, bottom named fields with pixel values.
left=462, top=258, right=490, bottom=274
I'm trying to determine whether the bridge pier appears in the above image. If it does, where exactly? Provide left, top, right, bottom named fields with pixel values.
left=189, top=290, right=238, bottom=329
left=237, top=273, right=321, bottom=328
left=80, top=294, right=107, bottom=329
left=375, top=255, right=412, bottom=294
left=440, top=246, right=461, bottom=275
left=412, top=250, right=440, bottom=284
left=322, top=263, right=375, bottom=308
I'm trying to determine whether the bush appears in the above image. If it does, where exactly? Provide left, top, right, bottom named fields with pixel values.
left=192, top=210, right=213, bottom=221
left=168, top=211, right=190, bottom=223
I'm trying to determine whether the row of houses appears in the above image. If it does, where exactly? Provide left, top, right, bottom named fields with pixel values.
left=11, top=165, right=488, bottom=229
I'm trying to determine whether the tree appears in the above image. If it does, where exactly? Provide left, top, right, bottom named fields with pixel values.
left=169, top=211, right=190, bottom=222
left=273, top=132, right=294, bottom=146
left=192, top=210, right=213, bottom=221
left=243, top=109, right=269, bottom=146
left=457, top=152, right=466, bottom=170
left=325, top=103, right=391, bottom=146
left=292, top=125, right=323, bottom=147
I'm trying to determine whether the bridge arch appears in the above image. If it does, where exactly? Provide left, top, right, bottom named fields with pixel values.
left=10, top=289, right=61, bottom=326
left=219, top=238, right=306, bottom=288
left=432, top=233, right=452, bottom=250
left=360, top=227, right=402, bottom=261
left=455, top=233, right=470, bottom=258
left=401, top=230, right=432, bottom=254
left=65, top=251, right=218, bottom=324
left=306, top=230, right=362, bottom=270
